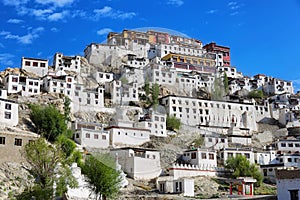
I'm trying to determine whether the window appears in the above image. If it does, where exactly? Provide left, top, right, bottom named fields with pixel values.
left=40, top=63, right=46, bottom=67
left=245, top=153, right=250, bottom=159
left=191, top=152, right=196, bottom=159
left=288, top=158, right=292, bottom=162
left=25, top=61, right=30, bottom=66
left=228, top=153, right=233, bottom=158
left=4, top=112, right=11, bottom=119
left=281, top=143, right=286, bottom=147
left=201, top=153, right=207, bottom=159
left=12, top=77, right=18, bottom=82
left=14, top=138, right=22, bottom=146
left=86, top=133, right=90, bottom=138
left=0, top=137, right=5, bottom=145
left=289, top=190, right=299, bottom=200
left=288, top=143, right=293, bottom=147
left=5, top=103, right=12, bottom=110
left=209, top=153, right=214, bottom=160
left=32, top=62, right=38, bottom=67
left=94, top=134, right=98, bottom=139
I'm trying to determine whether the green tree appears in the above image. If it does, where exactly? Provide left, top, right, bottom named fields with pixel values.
left=29, top=104, right=68, bottom=142
left=64, top=96, right=71, bottom=122
left=248, top=90, right=263, bottom=99
left=144, top=79, right=150, bottom=96
left=82, top=154, right=121, bottom=200
left=18, top=138, right=77, bottom=199
left=225, top=155, right=263, bottom=186
left=152, top=83, right=160, bottom=106
left=166, top=116, right=181, bottom=131
left=211, top=76, right=225, bottom=100
left=223, top=72, right=229, bottom=94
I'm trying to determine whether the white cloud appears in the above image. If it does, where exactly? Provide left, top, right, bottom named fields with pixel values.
left=0, top=43, right=4, bottom=48
left=167, top=0, right=184, bottom=7
left=228, top=1, right=237, bottom=6
left=35, top=0, right=75, bottom=7
left=97, top=28, right=113, bottom=36
left=50, top=27, right=59, bottom=32
left=48, top=10, right=69, bottom=21
left=7, top=18, right=23, bottom=24
left=0, top=53, right=15, bottom=66
left=206, top=9, right=218, bottom=14
left=32, top=9, right=53, bottom=19
left=0, top=27, right=44, bottom=44
left=230, top=11, right=239, bottom=16
left=93, top=6, right=136, bottom=20
left=94, top=6, right=112, bottom=15
left=2, top=0, right=29, bottom=6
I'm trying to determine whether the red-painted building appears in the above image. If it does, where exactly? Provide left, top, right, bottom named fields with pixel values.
left=203, top=42, right=231, bottom=66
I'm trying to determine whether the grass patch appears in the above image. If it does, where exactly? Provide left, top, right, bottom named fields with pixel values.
left=254, top=183, right=277, bottom=195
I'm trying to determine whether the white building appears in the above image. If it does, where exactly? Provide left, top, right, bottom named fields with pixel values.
left=43, top=74, right=75, bottom=96
left=73, top=121, right=110, bottom=149
left=219, top=147, right=255, bottom=165
left=105, top=126, right=150, bottom=147
left=276, top=169, right=300, bottom=200
left=0, top=98, right=18, bottom=127
left=21, top=57, right=48, bottom=77
left=53, top=53, right=81, bottom=73
left=72, top=85, right=105, bottom=113
left=135, top=106, right=167, bottom=137
left=105, top=80, right=139, bottom=105
left=255, top=149, right=277, bottom=165
left=201, top=132, right=228, bottom=150
left=93, top=72, right=114, bottom=84
left=110, top=147, right=161, bottom=180
left=161, top=95, right=270, bottom=133
left=263, top=77, right=294, bottom=95
left=4, top=74, right=42, bottom=96
left=181, top=148, right=217, bottom=169
left=157, top=177, right=194, bottom=197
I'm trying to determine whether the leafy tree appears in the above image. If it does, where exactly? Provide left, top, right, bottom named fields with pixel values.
left=211, top=76, right=225, bottom=100
left=166, top=116, right=181, bottom=131
left=248, top=90, right=263, bottom=99
left=64, top=96, right=71, bottom=122
left=82, top=154, right=121, bottom=200
left=225, top=155, right=263, bottom=186
left=144, top=79, right=150, bottom=96
left=18, top=138, right=77, bottom=199
left=152, top=83, right=160, bottom=106
left=29, top=104, right=68, bottom=142
left=57, top=134, right=77, bottom=158
left=223, top=72, right=229, bottom=94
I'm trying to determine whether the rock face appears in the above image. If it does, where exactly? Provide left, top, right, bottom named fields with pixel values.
left=0, top=162, right=34, bottom=199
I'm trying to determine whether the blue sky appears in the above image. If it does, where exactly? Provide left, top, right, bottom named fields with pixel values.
left=0, top=0, right=300, bottom=90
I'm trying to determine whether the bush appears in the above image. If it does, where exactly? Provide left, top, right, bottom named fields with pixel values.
left=166, top=116, right=181, bottom=131
left=248, top=90, right=263, bottom=99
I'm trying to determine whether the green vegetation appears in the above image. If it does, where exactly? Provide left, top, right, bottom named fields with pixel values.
left=225, top=155, right=263, bottom=186
left=152, top=83, right=160, bottom=106
left=119, top=77, right=128, bottom=84
left=166, top=116, right=181, bottom=131
left=192, top=135, right=204, bottom=148
left=254, top=183, right=277, bottom=195
left=248, top=89, right=263, bottom=99
left=18, top=138, right=77, bottom=199
left=211, top=76, right=225, bottom=100
left=144, top=79, right=150, bottom=96
left=29, top=104, right=68, bottom=142
left=64, top=96, right=71, bottom=122
left=223, top=72, right=229, bottom=94
left=82, top=154, right=121, bottom=200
